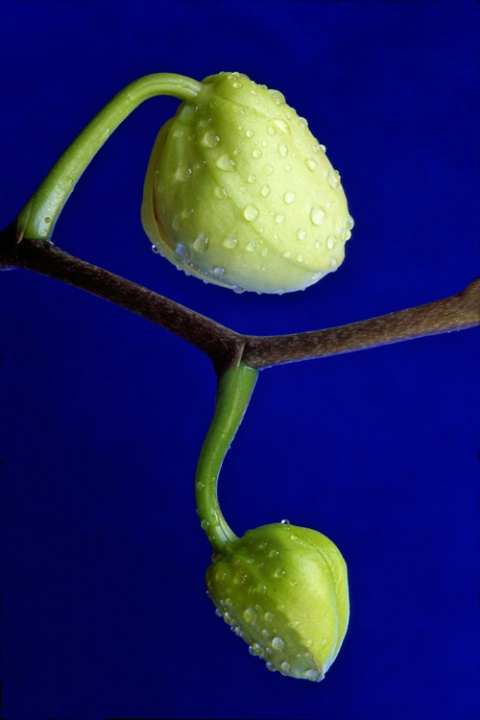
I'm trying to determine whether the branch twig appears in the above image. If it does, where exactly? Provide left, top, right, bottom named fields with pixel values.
left=1, top=227, right=243, bottom=373
left=2, top=224, right=478, bottom=371
left=242, top=278, right=480, bottom=368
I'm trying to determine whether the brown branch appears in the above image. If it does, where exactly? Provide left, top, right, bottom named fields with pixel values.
left=1, top=226, right=244, bottom=373
left=242, top=278, right=480, bottom=368
left=1, top=223, right=478, bottom=372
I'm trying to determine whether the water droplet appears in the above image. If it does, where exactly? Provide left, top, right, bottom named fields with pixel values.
left=245, top=129, right=254, bottom=138
left=310, top=206, right=327, bottom=226
left=327, top=170, right=340, bottom=190
left=326, top=236, right=337, bottom=250
left=216, top=154, right=235, bottom=171
left=267, top=126, right=275, bottom=136
left=329, top=258, right=338, bottom=269
left=284, top=163, right=292, bottom=172
left=232, top=285, right=245, bottom=294
left=247, top=174, right=256, bottom=184
left=275, top=214, right=285, bottom=224
left=304, top=668, right=322, bottom=681
left=213, top=185, right=228, bottom=199
left=243, top=607, right=257, bottom=624
left=243, top=205, right=259, bottom=221
left=246, top=240, right=257, bottom=252
left=261, top=247, right=268, bottom=258
left=281, top=518, right=290, bottom=524
left=274, top=119, right=289, bottom=134
left=319, top=144, right=326, bottom=153
left=266, top=661, right=277, bottom=672
left=268, top=549, right=279, bottom=558
left=252, top=642, right=264, bottom=657
left=273, top=568, right=286, bottom=578
left=264, top=611, right=274, bottom=623
left=280, top=661, right=291, bottom=674
left=297, top=229, right=306, bottom=241
left=175, top=164, right=192, bottom=182
left=264, top=164, right=274, bottom=176
left=290, top=534, right=299, bottom=541
left=305, top=157, right=317, bottom=172
left=232, top=81, right=242, bottom=89
left=193, top=234, right=209, bottom=253
left=296, top=253, right=304, bottom=263
left=272, top=636, right=285, bottom=652
left=202, top=130, right=219, bottom=147
left=283, top=250, right=291, bottom=259
left=252, top=148, right=262, bottom=159
left=213, top=266, right=226, bottom=279
left=269, top=89, right=285, bottom=105
left=283, top=191, right=296, bottom=204
left=341, top=228, right=352, bottom=242
left=346, top=214, right=355, bottom=230
left=174, top=243, right=190, bottom=263
left=151, top=245, right=160, bottom=254
left=261, top=185, right=271, bottom=197
left=215, top=608, right=222, bottom=617
left=222, top=235, right=238, bottom=249
left=278, top=143, right=288, bottom=158
left=234, top=570, right=248, bottom=585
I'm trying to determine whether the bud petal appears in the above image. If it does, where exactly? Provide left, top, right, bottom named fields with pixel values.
left=142, top=72, right=353, bottom=293
left=206, top=522, right=349, bottom=680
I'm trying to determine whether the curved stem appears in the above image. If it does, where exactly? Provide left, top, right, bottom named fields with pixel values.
left=17, top=73, right=202, bottom=242
left=195, top=362, right=258, bottom=555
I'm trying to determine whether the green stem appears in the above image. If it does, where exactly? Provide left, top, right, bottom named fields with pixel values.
left=196, top=363, right=258, bottom=555
left=17, top=73, right=202, bottom=241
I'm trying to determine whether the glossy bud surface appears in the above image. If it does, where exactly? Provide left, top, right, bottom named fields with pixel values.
left=206, top=522, right=349, bottom=680
left=142, top=72, right=353, bottom=293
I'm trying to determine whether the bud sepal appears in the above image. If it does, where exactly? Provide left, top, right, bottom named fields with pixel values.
left=206, top=522, right=349, bottom=681
left=142, top=71, right=354, bottom=294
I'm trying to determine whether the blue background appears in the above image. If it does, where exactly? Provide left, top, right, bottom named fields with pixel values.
left=1, top=1, right=479, bottom=719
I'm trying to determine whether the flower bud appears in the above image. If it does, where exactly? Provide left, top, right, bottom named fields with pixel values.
left=206, top=522, right=349, bottom=680
left=142, top=72, right=353, bottom=293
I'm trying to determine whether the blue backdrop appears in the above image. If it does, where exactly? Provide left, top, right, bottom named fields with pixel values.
left=1, top=2, right=479, bottom=719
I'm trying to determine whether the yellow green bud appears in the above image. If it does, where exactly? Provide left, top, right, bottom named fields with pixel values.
left=142, top=71, right=353, bottom=294
left=206, top=522, right=349, bottom=680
